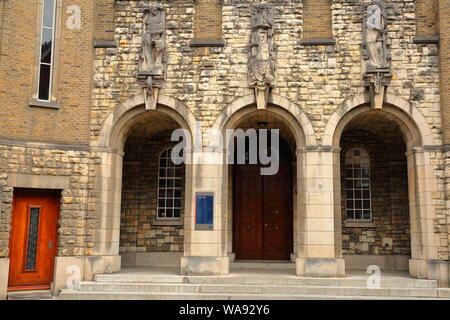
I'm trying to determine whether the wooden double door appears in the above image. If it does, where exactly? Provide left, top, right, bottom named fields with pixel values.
left=8, top=189, right=60, bottom=290
left=233, top=164, right=293, bottom=260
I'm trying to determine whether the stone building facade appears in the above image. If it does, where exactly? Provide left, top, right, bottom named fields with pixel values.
left=0, top=0, right=449, bottom=298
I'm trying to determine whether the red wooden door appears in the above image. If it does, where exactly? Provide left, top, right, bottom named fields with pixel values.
left=8, top=190, right=60, bottom=290
left=234, top=164, right=292, bottom=260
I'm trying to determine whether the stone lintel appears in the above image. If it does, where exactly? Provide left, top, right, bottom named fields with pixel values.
left=189, top=40, right=226, bottom=47
left=93, top=40, right=117, bottom=48
left=299, top=38, right=336, bottom=46
left=412, top=36, right=440, bottom=45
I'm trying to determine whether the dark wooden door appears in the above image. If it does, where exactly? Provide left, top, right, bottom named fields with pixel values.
left=8, top=190, right=60, bottom=290
left=262, top=164, right=292, bottom=260
left=234, top=164, right=293, bottom=260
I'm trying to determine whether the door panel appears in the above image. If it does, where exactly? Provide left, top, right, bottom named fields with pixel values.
left=9, top=190, right=59, bottom=289
left=234, top=164, right=293, bottom=260
left=234, top=165, right=263, bottom=260
left=263, top=165, right=292, bottom=260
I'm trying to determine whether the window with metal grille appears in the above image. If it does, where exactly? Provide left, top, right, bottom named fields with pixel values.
left=157, top=149, right=182, bottom=220
left=345, top=148, right=372, bottom=221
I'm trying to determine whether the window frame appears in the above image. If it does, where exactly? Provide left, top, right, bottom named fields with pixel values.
left=156, top=148, right=183, bottom=221
left=37, top=0, right=57, bottom=102
left=344, top=148, right=373, bottom=222
left=30, top=0, right=62, bottom=108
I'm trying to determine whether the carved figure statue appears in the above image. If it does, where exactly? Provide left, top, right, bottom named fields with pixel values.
left=362, top=0, right=389, bottom=70
left=141, top=3, right=165, bottom=70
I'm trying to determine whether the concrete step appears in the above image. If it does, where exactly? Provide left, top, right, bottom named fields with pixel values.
left=94, top=273, right=438, bottom=289
left=77, top=282, right=441, bottom=298
left=230, top=261, right=295, bottom=270
left=7, top=290, right=55, bottom=300
left=58, top=289, right=450, bottom=300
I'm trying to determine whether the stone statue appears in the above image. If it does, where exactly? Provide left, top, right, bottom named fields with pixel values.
left=362, top=0, right=389, bottom=70
left=140, top=3, right=166, bottom=72
left=361, top=0, right=391, bottom=109
left=137, top=2, right=167, bottom=110
left=248, top=3, right=276, bottom=110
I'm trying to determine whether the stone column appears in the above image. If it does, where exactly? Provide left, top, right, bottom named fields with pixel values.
left=52, top=148, right=123, bottom=294
left=296, top=148, right=345, bottom=277
left=181, top=151, right=229, bottom=276
left=407, top=148, right=448, bottom=286
left=0, top=258, right=9, bottom=300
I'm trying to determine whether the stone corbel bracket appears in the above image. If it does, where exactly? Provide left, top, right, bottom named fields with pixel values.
left=248, top=3, right=276, bottom=110
left=136, top=2, right=167, bottom=110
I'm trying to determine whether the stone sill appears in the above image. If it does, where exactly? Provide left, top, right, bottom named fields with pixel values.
left=29, top=98, right=60, bottom=109
left=189, top=40, right=225, bottom=47
left=152, top=219, right=183, bottom=226
left=413, top=36, right=439, bottom=44
left=93, top=40, right=117, bottom=48
left=299, top=38, right=336, bottom=46
left=344, top=221, right=376, bottom=228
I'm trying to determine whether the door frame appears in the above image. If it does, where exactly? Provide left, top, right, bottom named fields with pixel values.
left=8, top=188, right=61, bottom=291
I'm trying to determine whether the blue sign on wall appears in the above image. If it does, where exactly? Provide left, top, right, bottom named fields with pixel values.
left=195, top=192, right=214, bottom=230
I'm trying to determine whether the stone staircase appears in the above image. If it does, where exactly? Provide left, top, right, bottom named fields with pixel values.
left=59, top=267, right=450, bottom=300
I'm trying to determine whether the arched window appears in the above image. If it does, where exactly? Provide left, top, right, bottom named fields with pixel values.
left=157, top=148, right=183, bottom=220
left=345, top=148, right=372, bottom=221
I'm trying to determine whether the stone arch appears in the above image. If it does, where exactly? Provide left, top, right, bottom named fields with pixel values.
left=326, top=93, right=441, bottom=280
left=211, top=94, right=318, bottom=148
left=323, top=93, right=435, bottom=148
left=91, top=92, right=196, bottom=274
left=96, top=92, right=197, bottom=151
left=215, top=94, right=314, bottom=262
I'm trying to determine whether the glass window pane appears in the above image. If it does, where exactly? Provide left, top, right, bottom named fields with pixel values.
left=38, top=64, right=51, bottom=100
left=43, top=0, right=55, bottom=28
left=346, top=210, right=354, bottom=220
left=355, top=190, right=362, bottom=199
left=363, top=200, right=370, bottom=209
left=363, top=211, right=371, bottom=220
left=346, top=200, right=354, bottom=209
left=363, top=190, right=370, bottom=198
left=26, top=208, right=40, bottom=270
left=355, top=200, right=362, bottom=209
left=173, top=209, right=181, bottom=218
left=41, top=28, right=53, bottom=63
left=355, top=210, right=362, bottom=220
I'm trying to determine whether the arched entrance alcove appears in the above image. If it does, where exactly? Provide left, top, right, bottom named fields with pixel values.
left=217, top=99, right=312, bottom=266
left=91, top=94, right=194, bottom=274
left=326, top=94, right=440, bottom=280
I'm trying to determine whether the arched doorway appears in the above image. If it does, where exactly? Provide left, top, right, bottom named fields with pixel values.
left=327, top=98, right=441, bottom=279
left=338, top=110, right=411, bottom=270
left=226, top=108, right=300, bottom=262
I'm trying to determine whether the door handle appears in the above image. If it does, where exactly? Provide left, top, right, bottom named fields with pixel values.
left=264, top=223, right=268, bottom=227
left=275, top=226, right=280, bottom=231
left=48, top=240, right=52, bottom=249
left=274, top=210, right=280, bottom=214
left=247, top=225, right=253, bottom=231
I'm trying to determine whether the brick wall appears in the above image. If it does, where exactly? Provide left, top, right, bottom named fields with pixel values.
left=302, top=0, right=332, bottom=40
left=438, top=0, right=450, bottom=145
left=194, top=0, right=222, bottom=41
left=341, top=130, right=411, bottom=256
left=0, top=0, right=94, bottom=145
left=416, top=0, right=438, bottom=37
left=94, top=0, right=115, bottom=42
left=120, top=131, right=185, bottom=253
